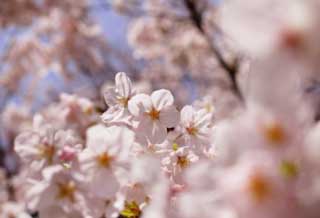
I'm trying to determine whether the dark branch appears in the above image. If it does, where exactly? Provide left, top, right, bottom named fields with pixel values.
left=183, top=0, right=243, bottom=101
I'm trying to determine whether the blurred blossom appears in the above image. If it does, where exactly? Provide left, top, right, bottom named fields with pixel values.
left=1, top=1, right=320, bottom=218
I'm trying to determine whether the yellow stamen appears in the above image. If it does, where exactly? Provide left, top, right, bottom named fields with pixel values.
left=38, top=144, right=55, bottom=164
left=120, top=201, right=141, bottom=218
left=148, top=108, right=160, bottom=120
left=118, top=97, right=129, bottom=107
left=96, top=152, right=113, bottom=168
left=177, top=155, right=189, bottom=168
left=263, top=121, right=286, bottom=145
left=172, top=143, right=179, bottom=151
left=280, top=160, right=298, bottom=179
left=186, top=126, right=198, bottom=136
left=247, top=173, right=271, bottom=202
left=57, top=181, right=76, bottom=202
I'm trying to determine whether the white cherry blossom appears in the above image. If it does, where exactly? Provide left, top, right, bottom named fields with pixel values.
left=128, top=89, right=179, bottom=144
left=102, top=72, right=135, bottom=126
left=79, top=124, right=134, bottom=199
left=178, top=105, right=212, bottom=147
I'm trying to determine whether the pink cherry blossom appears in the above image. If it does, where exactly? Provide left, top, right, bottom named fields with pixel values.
left=102, top=72, right=135, bottom=126
left=178, top=105, right=212, bottom=147
left=128, top=89, right=179, bottom=144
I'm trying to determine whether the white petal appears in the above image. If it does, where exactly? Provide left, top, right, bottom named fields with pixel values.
left=114, top=127, right=135, bottom=162
left=180, top=105, right=195, bottom=126
left=90, top=170, right=119, bottom=198
left=138, top=118, right=167, bottom=144
left=101, top=106, right=132, bottom=126
left=14, top=132, right=41, bottom=162
left=115, top=72, right=132, bottom=98
left=86, top=124, right=113, bottom=153
left=104, top=88, right=118, bottom=106
left=159, top=105, right=179, bottom=128
left=194, top=109, right=212, bottom=129
left=78, top=148, right=96, bottom=172
left=151, top=89, right=174, bottom=111
left=39, top=206, right=79, bottom=218
left=128, top=94, right=152, bottom=116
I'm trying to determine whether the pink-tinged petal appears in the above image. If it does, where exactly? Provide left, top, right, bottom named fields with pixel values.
left=104, top=88, right=118, bottom=106
left=196, top=129, right=210, bottom=142
left=90, top=170, right=119, bottom=198
left=115, top=72, right=132, bottom=98
left=101, top=106, right=132, bottom=126
left=86, top=124, right=113, bottom=153
left=14, top=131, right=41, bottom=162
left=180, top=105, right=195, bottom=126
left=101, top=106, right=119, bottom=123
left=159, top=105, right=179, bottom=128
left=194, top=109, right=212, bottom=129
left=112, top=127, right=135, bottom=162
left=39, top=206, right=81, bottom=218
left=138, top=118, right=167, bottom=144
left=151, top=89, right=174, bottom=111
left=58, top=146, right=77, bottom=162
left=128, top=94, right=152, bottom=116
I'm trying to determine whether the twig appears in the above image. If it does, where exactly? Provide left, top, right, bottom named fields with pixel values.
left=183, top=0, right=243, bottom=101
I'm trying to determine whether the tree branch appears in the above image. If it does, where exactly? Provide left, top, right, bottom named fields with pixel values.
left=183, top=0, right=243, bottom=101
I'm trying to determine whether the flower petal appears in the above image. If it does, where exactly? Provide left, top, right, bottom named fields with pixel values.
left=90, top=170, right=119, bottom=198
left=138, top=118, right=167, bottom=144
left=14, top=131, right=41, bottom=162
left=159, top=105, right=179, bottom=128
left=151, top=89, right=174, bottom=111
left=104, top=88, right=118, bottom=106
left=194, top=109, right=212, bottom=129
left=115, top=72, right=132, bottom=98
left=180, top=105, right=195, bottom=126
left=128, top=94, right=152, bottom=116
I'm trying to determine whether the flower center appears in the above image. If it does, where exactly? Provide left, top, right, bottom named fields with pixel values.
left=280, top=160, right=298, bottom=179
left=263, top=122, right=286, bottom=145
left=96, top=152, right=113, bottom=168
left=120, top=201, right=142, bottom=218
left=186, top=126, right=198, bottom=136
left=118, top=97, right=129, bottom=107
left=148, top=108, right=160, bottom=120
left=57, top=181, right=76, bottom=202
left=247, top=173, right=271, bottom=203
left=38, top=144, right=55, bottom=164
left=177, top=155, right=189, bottom=168
left=172, top=143, right=179, bottom=151
left=280, top=28, right=305, bottom=50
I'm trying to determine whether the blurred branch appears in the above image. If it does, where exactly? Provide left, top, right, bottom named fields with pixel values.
left=183, top=0, right=243, bottom=101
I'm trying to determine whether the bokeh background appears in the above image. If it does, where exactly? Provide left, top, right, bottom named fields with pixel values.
left=1, top=0, right=230, bottom=174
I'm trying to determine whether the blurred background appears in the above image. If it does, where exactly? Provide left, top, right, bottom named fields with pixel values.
left=6, top=0, right=317, bottom=175
left=0, top=0, right=135, bottom=172
left=3, top=2, right=320, bottom=218
left=1, top=0, right=237, bottom=174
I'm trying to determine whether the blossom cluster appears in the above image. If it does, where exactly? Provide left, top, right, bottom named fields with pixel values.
left=2, top=0, right=320, bottom=218
left=5, top=72, right=213, bottom=218
left=0, top=68, right=318, bottom=218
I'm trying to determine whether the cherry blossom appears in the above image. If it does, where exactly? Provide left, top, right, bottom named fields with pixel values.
left=4, top=1, right=320, bottom=217
left=102, top=72, right=135, bottom=126
left=178, top=105, right=212, bottom=147
left=79, top=124, right=134, bottom=200
left=128, top=89, right=179, bottom=144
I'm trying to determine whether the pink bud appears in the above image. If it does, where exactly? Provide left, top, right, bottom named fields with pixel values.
left=58, top=146, right=77, bottom=162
